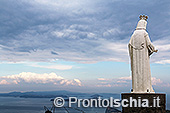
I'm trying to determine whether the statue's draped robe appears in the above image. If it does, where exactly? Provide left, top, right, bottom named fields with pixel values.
left=129, top=29, right=155, bottom=93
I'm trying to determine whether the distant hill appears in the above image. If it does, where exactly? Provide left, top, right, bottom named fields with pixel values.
left=0, top=90, right=119, bottom=98
left=0, top=90, right=85, bottom=98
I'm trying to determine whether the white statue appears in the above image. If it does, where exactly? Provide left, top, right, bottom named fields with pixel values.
left=128, top=15, right=158, bottom=93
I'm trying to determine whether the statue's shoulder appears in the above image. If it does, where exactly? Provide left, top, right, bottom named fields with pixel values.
left=133, top=30, right=146, bottom=36
left=144, top=31, right=149, bottom=37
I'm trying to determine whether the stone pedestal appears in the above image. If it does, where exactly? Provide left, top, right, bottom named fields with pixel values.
left=121, top=93, right=166, bottom=113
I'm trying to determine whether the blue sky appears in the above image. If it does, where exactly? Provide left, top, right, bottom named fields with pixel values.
left=0, top=0, right=170, bottom=93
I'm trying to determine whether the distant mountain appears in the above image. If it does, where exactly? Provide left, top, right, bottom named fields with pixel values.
left=0, top=90, right=119, bottom=98
left=0, top=90, right=86, bottom=98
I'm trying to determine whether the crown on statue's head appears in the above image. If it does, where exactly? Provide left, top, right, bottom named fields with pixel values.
left=139, top=15, right=148, bottom=21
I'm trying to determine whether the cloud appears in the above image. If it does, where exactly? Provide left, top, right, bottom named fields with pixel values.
left=73, top=79, right=82, bottom=86
left=97, top=76, right=131, bottom=87
left=155, top=60, right=170, bottom=64
left=118, top=76, right=163, bottom=86
left=30, top=64, right=73, bottom=70
left=119, top=76, right=132, bottom=80
left=97, top=78, right=109, bottom=81
left=117, top=80, right=128, bottom=83
left=151, top=77, right=163, bottom=85
left=0, top=80, right=9, bottom=85
left=161, top=83, right=170, bottom=87
left=97, top=76, right=164, bottom=87
left=150, top=37, right=170, bottom=64
left=103, top=28, right=122, bottom=37
left=96, top=84, right=112, bottom=87
left=0, top=61, right=73, bottom=70
left=0, top=0, right=170, bottom=64
left=0, top=72, right=81, bottom=86
left=0, top=0, right=137, bottom=63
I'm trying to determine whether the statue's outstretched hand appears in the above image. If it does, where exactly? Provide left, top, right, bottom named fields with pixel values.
left=154, top=50, right=158, bottom=53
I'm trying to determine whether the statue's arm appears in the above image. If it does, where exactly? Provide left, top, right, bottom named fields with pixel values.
left=145, top=34, right=158, bottom=56
left=128, top=43, right=133, bottom=71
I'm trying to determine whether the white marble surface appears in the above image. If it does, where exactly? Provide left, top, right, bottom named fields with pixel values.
left=128, top=19, right=156, bottom=93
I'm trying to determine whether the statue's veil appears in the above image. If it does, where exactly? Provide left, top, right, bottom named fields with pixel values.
left=136, top=19, right=147, bottom=29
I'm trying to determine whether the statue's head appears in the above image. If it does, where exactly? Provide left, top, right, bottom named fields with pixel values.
left=136, top=15, right=148, bottom=30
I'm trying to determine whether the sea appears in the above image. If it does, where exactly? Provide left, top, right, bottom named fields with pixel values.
left=0, top=94, right=169, bottom=113
left=0, top=97, right=110, bottom=113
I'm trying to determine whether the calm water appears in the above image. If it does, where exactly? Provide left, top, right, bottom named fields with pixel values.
left=0, top=94, right=169, bottom=113
left=0, top=97, right=47, bottom=113
left=0, top=97, right=107, bottom=113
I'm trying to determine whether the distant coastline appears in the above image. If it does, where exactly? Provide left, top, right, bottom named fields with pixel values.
left=0, top=90, right=120, bottom=98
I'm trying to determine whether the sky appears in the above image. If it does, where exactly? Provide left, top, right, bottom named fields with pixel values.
left=0, top=0, right=170, bottom=93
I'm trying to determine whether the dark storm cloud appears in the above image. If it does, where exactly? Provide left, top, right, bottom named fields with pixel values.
left=0, top=0, right=170, bottom=63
